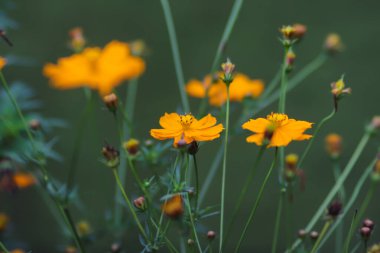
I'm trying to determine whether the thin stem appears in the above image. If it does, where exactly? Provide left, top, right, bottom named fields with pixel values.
left=127, top=156, right=151, bottom=202
left=260, top=70, right=281, bottom=100
left=344, top=181, right=377, bottom=251
left=219, top=85, right=231, bottom=252
left=61, top=207, right=87, bottom=253
left=126, top=79, right=138, bottom=124
left=318, top=157, right=377, bottom=249
left=234, top=148, right=278, bottom=253
left=310, top=220, right=332, bottom=253
left=160, top=0, right=190, bottom=113
left=271, top=188, right=286, bottom=253
left=332, top=160, right=345, bottom=253
left=287, top=132, right=371, bottom=252
left=112, top=169, right=149, bottom=243
left=0, top=241, right=10, bottom=253
left=223, top=146, right=266, bottom=248
left=344, top=210, right=358, bottom=253
left=197, top=0, right=245, bottom=117
left=193, top=154, right=200, bottom=211
left=151, top=218, right=179, bottom=253
left=298, top=109, right=336, bottom=169
left=186, top=194, right=203, bottom=253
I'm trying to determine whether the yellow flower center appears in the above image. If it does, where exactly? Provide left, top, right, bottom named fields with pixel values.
left=266, top=112, right=288, bottom=127
left=179, top=114, right=195, bottom=129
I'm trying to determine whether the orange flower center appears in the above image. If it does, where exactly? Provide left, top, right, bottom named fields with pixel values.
left=266, top=112, right=288, bottom=127
left=179, top=114, right=194, bottom=129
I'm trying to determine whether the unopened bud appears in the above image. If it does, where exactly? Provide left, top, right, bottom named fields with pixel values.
left=76, top=220, right=91, bottom=237
left=310, top=231, right=319, bottom=240
left=363, top=219, right=375, bottom=230
left=360, top=226, right=371, bottom=240
left=298, top=229, right=307, bottom=239
left=29, top=119, right=41, bottom=130
left=130, top=40, right=147, bottom=57
left=110, top=243, right=121, bottom=253
left=292, top=24, right=307, bottom=40
left=207, top=230, right=216, bottom=240
left=286, top=49, right=296, bottom=72
left=103, top=93, right=118, bottom=113
left=280, top=25, right=295, bottom=39
left=325, top=133, right=342, bottom=158
left=285, top=153, right=299, bottom=169
left=221, top=58, right=235, bottom=84
left=324, top=33, right=343, bottom=54
left=187, top=141, right=199, bottom=155
left=102, top=145, right=120, bottom=169
left=144, top=139, right=154, bottom=147
left=133, top=196, right=146, bottom=211
left=123, top=138, right=140, bottom=156
left=0, top=213, right=9, bottom=232
left=187, top=239, right=194, bottom=246
left=69, top=27, right=86, bottom=53
left=162, top=194, right=184, bottom=219
left=327, top=200, right=342, bottom=219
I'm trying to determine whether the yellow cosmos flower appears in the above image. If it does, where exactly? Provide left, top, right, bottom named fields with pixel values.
left=242, top=112, right=313, bottom=147
left=0, top=57, right=7, bottom=70
left=185, top=73, right=264, bottom=107
left=43, top=40, right=145, bottom=96
left=150, top=113, right=223, bottom=146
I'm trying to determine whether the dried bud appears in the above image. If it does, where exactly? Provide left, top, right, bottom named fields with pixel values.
left=69, top=27, right=86, bottom=53
left=133, top=196, right=146, bottom=211
left=207, top=230, right=216, bottom=240
left=221, top=58, right=235, bottom=84
left=187, top=141, right=199, bottom=155
left=103, top=93, right=118, bottom=114
left=285, top=153, right=299, bottom=169
left=292, top=24, right=307, bottom=39
left=162, top=194, right=184, bottom=219
left=29, top=119, right=41, bottom=130
left=327, top=200, right=342, bottom=219
left=363, top=219, right=375, bottom=230
left=325, top=133, right=342, bottom=158
left=309, top=231, right=319, bottom=240
left=102, top=145, right=120, bottom=169
left=0, top=213, right=9, bottom=232
left=360, top=226, right=371, bottom=240
left=76, top=220, right=91, bottom=237
left=123, top=138, right=140, bottom=156
left=298, top=229, right=307, bottom=239
left=324, top=33, right=343, bottom=54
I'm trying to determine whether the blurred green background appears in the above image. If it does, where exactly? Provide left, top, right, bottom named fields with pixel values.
left=2, top=0, right=380, bottom=252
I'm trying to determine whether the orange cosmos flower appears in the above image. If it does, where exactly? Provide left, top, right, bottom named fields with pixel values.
left=43, top=40, right=145, bottom=96
left=185, top=73, right=264, bottom=107
left=242, top=112, right=312, bottom=147
left=0, top=57, right=7, bottom=70
left=12, top=172, right=36, bottom=189
left=150, top=113, right=223, bottom=146
left=162, top=194, right=184, bottom=218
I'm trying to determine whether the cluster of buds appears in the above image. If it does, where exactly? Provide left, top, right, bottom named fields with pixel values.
left=325, top=133, right=342, bottom=159
left=133, top=196, right=147, bottom=212
left=103, top=93, right=118, bottom=114
left=221, top=58, right=235, bottom=84
left=123, top=138, right=140, bottom=156
left=330, top=76, right=351, bottom=111
left=360, top=218, right=375, bottom=241
left=279, top=24, right=307, bottom=47
left=326, top=200, right=342, bottom=220
left=324, top=33, right=343, bottom=55
left=69, top=27, right=86, bottom=53
left=101, top=144, right=120, bottom=169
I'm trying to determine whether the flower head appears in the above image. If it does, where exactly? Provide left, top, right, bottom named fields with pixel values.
left=242, top=112, right=312, bottom=147
left=325, top=133, right=342, bottom=158
left=150, top=113, right=223, bottom=146
left=162, top=194, right=184, bottom=218
left=331, top=77, right=351, bottom=97
left=69, top=27, right=86, bottom=52
left=123, top=138, right=140, bottom=156
left=324, top=33, right=343, bottom=54
left=43, top=40, right=145, bottom=96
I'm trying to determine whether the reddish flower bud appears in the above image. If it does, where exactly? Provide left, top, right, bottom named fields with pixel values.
left=360, top=226, right=371, bottom=240
left=103, top=93, right=118, bottom=114
left=310, top=231, right=319, bottom=240
left=207, top=230, right=216, bottom=240
left=133, top=196, right=146, bottom=211
left=363, top=219, right=375, bottom=230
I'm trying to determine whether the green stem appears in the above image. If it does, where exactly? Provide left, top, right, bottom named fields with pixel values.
left=61, top=206, right=87, bottom=253
left=197, top=0, right=245, bottom=117
left=260, top=70, right=281, bottom=100
left=193, top=154, right=200, bottom=211
left=160, top=0, right=190, bottom=113
left=223, top=146, right=266, bottom=248
left=65, top=90, right=94, bottom=204
left=298, top=109, right=336, bottom=169
left=234, top=148, right=278, bottom=253
left=344, top=181, right=377, bottom=251
left=318, top=157, right=377, bottom=249
left=219, top=85, right=231, bottom=252
left=344, top=210, right=358, bottom=253
left=112, top=169, right=149, bottom=243
left=310, top=220, right=332, bottom=253
left=186, top=194, right=203, bottom=253
left=332, top=161, right=345, bottom=253
left=127, top=156, right=151, bottom=202
left=0, top=241, right=10, bottom=253
left=151, top=218, right=179, bottom=253
left=287, top=132, right=371, bottom=252
left=271, top=188, right=286, bottom=253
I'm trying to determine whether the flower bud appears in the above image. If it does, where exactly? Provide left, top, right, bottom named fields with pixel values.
left=76, top=220, right=91, bottom=237
left=324, top=33, right=343, bottom=54
left=187, top=239, right=194, bottom=246
left=103, top=93, right=118, bottom=114
left=65, top=246, right=77, bottom=253
left=363, top=219, right=375, bottom=230
left=144, top=139, right=154, bottom=147
left=360, top=226, right=371, bottom=240
left=130, top=40, right=147, bottom=57
left=133, top=196, right=146, bottom=211
left=29, top=119, right=41, bottom=130
left=207, top=230, right=216, bottom=240
left=292, top=24, right=307, bottom=40
left=327, top=200, right=342, bottom=219
left=110, top=243, right=121, bottom=253
left=298, top=229, right=307, bottom=239
left=69, top=27, right=86, bottom=53
left=280, top=25, right=295, bottom=39
left=286, top=49, right=296, bottom=73
left=187, top=141, right=199, bottom=155
left=102, top=145, right=120, bottom=169
left=221, top=58, right=235, bottom=84
left=309, top=231, right=319, bottom=240
left=325, top=133, right=342, bottom=158
left=264, top=124, right=276, bottom=142
left=123, top=138, right=140, bottom=156
left=162, top=194, right=184, bottom=219
left=285, top=153, right=299, bottom=169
